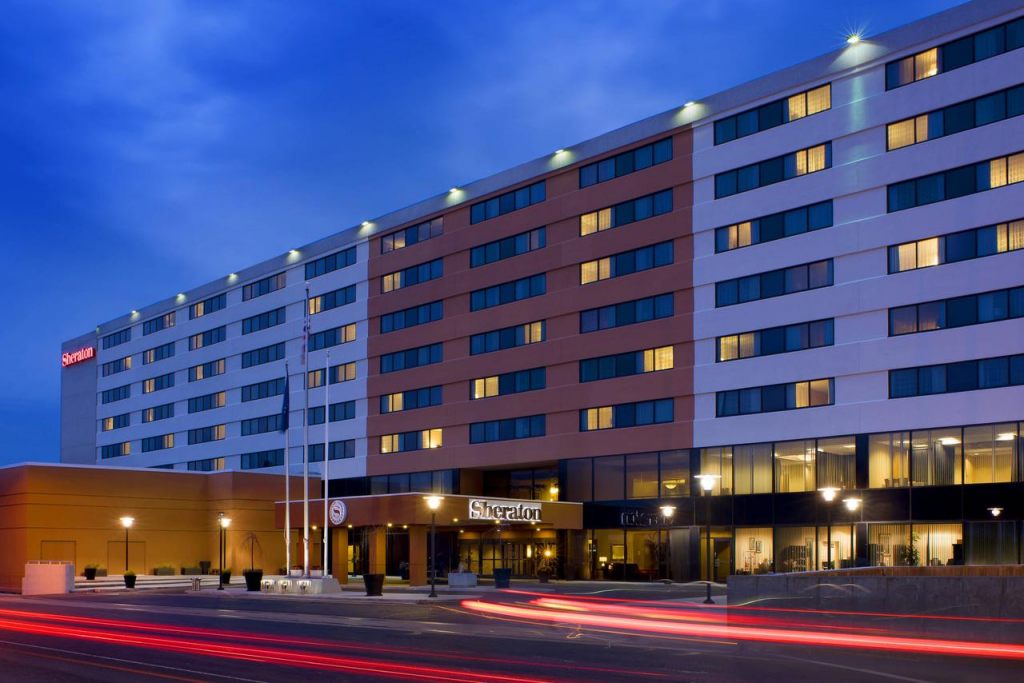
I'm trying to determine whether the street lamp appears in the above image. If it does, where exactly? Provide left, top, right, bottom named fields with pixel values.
left=818, top=487, right=840, bottom=570
left=119, top=516, right=134, bottom=574
left=659, top=505, right=676, bottom=581
left=694, top=474, right=720, bottom=604
left=989, top=507, right=1004, bottom=518
left=218, top=513, right=231, bottom=590
left=424, top=495, right=444, bottom=598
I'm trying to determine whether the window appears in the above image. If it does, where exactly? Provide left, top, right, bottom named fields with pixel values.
left=380, top=386, right=441, bottom=414
left=380, top=301, right=442, bottom=333
left=143, top=372, right=174, bottom=394
left=381, top=217, right=442, bottom=253
left=187, top=457, right=225, bottom=472
left=102, top=328, right=131, bottom=349
left=188, top=425, right=225, bottom=445
left=143, top=342, right=174, bottom=365
left=888, top=151, right=1024, bottom=212
left=101, top=355, right=132, bottom=376
left=580, top=346, right=673, bottom=382
left=715, top=143, right=831, bottom=198
left=715, top=200, right=833, bottom=252
left=868, top=432, right=911, bottom=488
left=470, top=274, right=545, bottom=311
left=381, top=258, right=443, bottom=293
left=101, top=442, right=131, bottom=459
left=241, top=414, right=284, bottom=436
left=190, top=293, right=226, bottom=319
left=889, top=219, right=1024, bottom=272
left=242, top=272, right=286, bottom=300
left=470, top=321, right=545, bottom=355
left=579, top=189, right=672, bottom=236
left=889, top=285, right=1023, bottom=336
left=580, top=399, right=673, bottom=431
left=141, top=433, right=174, bottom=452
left=715, top=84, right=831, bottom=144
left=189, top=326, right=226, bottom=350
left=774, top=440, right=816, bottom=493
left=471, top=368, right=545, bottom=399
left=911, top=429, right=962, bottom=486
left=240, top=449, right=285, bottom=470
left=964, top=423, right=1017, bottom=484
left=142, top=311, right=175, bottom=336
left=580, top=241, right=673, bottom=284
left=242, top=307, right=285, bottom=334
left=717, top=319, right=833, bottom=361
left=816, top=436, right=857, bottom=489
left=888, top=84, right=1024, bottom=151
left=890, top=353, right=1024, bottom=398
left=142, top=402, right=174, bottom=423
left=716, top=378, right=833, bottom=416
left=101, top=384, right=130, bottom=404
left=305, top=246, right=356, bottom=279
left=241, top=378, right=286, bottom=402
left=470, top=415, right=546, bottom=443
left=308, top=400, right=356, bottom=425
left=716, top=259, right=832, bottom=307
left=308, top=361, right=357, bottom=388
left=308, top=284, right=356, bottom=315
left=733, top=444, right=773, bottom=495
left=579, top=138, right=672, bottom=186
left=470, top=227, right=546, bottom=267
left=380, top=343, right=442, bottom=373
left=241, top=342, right=285, bottom=368
left=308, top=323, right=357, bottom=350
left=188, top=359, right=225, bottom=382
left=886, top=17, right=1024, bottom=90
left=698, top=447, right=733, bottom=495
left=308, top=440, right=356, bottom=462
left=188, top=392, right=225, bottom=414
left=580, top=293, right=674, bottom=333
left=101, top=413, right=129, bottom=431
left=380, top=429, right=443, bottom=453
left=470, top=181, right=545, bottom=224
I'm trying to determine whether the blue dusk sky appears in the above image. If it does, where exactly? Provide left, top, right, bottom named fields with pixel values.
left=0, top=1, right=962, bottom=465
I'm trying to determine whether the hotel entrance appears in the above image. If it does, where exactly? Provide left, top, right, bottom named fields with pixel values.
left=457, top=526, right=558, bottom=577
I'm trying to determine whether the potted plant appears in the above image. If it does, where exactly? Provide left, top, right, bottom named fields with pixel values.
left=84, top=565, right=98, bottom=581
left=537, top=556, right=557, bottom=583
left=220, top=569, right=232, bottom=588
left=124, top=571, right=137, bottom=589
left=243, top=569, right=263, bottom=591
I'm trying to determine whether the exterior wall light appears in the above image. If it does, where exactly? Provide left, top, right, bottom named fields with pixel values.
left=847, top=33, right=861, bottom=45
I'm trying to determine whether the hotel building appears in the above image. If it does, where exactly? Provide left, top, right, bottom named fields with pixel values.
left=61, top=0, right=1024, bottom=580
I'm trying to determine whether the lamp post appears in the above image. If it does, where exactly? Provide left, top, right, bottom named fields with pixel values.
left=694, top=474, right=720, bottom=604
left=218, top=513, right=231, bottom=590
left=119, top=516, right=134, bottom=574
left=659, top=505, right=676, bottom=581
left=424, top=495, right=443, bottom=598
left=819, top=488, right=839, bottom=570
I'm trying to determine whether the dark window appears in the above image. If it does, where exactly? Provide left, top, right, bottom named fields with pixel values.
left=305, top=247, right=356, bottom=279
left=579, top=138, right=672, bottom=188
left=470, top=181, right=545, bottom=224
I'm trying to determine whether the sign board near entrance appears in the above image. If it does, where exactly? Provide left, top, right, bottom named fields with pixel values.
left=328, top=499, right=347, bottom=526
left=469, top=499, right=542, bottom=522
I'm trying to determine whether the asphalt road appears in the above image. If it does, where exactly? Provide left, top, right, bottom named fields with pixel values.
left=0, top=583, right=1021, bottom=682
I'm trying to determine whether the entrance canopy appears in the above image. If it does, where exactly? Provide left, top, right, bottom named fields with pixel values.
left=275, top=493, right=583, bottom=530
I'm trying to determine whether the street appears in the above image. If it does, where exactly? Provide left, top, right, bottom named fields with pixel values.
left=0, top=583, right=1021, bottom=681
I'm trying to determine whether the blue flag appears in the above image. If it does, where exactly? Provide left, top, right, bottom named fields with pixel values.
left=280, top=369, right=290, bottom=432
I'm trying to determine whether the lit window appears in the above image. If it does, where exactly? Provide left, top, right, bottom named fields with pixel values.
left=342, top=324, right=356, bottom=343
left=917, top=238, right=940, bottom=268
left=887, top=119, right=916, bottom=150
left=215, top=425, right=225, bottom=440
left=381, top=435, right=397, bottom=454
left=580, top=261, right=598, bottom=284
left=163, top=434, right=174, bottom=448
left=896, top=242, right=917, bottom=271
left=915, top=48, right=938, bottom=81
left=525, top=322, right=544, bottom=343
left=809, top=379, right=832, bottom=406
left=382, top=272, right=401, bottom=293
left=1009, top=153, right=1024, bottom=184
left=1002, top=220, right=1024, bottom=252
left=719, top=336, right=738, bottom=362
left=989, top=158, right=1008, bottom=188
left=793, top=381, right=810, bottom=408
left=806, top=144, right=827, bottom=173
left=580, top=212, right=597, bottom=236
left=739, top=332, right=755, bottom=358
left=787, top=92, right=807, bottom=120
left=423, top=428, right=443, bottom=448
left=384, top=393, right=403, bottom=412
left=472, top=376, right=499, bottom=399
left=585, top=406, right=613, bottom=431
left=805, top=84, right=830, bottom=115
left=102, top=417, right=113, bottom=431
left=308, top=298, right=321, bottom=315
left=307, top=370, right=324, bottom=388
left=337, top=362, right=357, bottom=382
left=643, top=346, right=674, bottom=372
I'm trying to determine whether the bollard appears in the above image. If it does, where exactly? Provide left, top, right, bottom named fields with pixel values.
left=191, top=577, right=202, bottom=591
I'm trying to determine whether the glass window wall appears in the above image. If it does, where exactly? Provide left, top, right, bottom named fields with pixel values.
left=775, top=440, right=815, bottom=492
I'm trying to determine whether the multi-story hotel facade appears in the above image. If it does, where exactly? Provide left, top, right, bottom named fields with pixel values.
left=61, top=0, right=1024, bottom=580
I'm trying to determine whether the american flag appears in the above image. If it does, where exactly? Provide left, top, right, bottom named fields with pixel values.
left=301, top=285, right=311, bottom=367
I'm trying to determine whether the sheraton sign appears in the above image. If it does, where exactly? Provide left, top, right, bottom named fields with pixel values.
left=468, top=498, right=542, bottom=523
left=61, top=346, right=95, bottom=368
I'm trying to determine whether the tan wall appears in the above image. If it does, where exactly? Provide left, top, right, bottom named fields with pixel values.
left=0, top=464, right=314, bottom=592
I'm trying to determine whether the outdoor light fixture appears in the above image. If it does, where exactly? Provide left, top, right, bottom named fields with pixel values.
left=693, top=474, right=721, bottom=603
left=660, top=505, right=676, bottom=519
left=658, top=505, right=676, bottom=582
left=361, top=221, right=371, bottom=227
left=843, top=497, right=862, bottom=512
left=989, top=507, right=1004, bottom=517
left=549, top=484, right=559, bottom=500
left=119, top=516, right=134, bottom=574
left=554, top=149, right=566, bottom=155
left=218, top=513, right=231, bottom=590
left=449, top=187, right=460, bottom=193
left=684, top=100, right=696, bottom=108
left=424, top=496, right=444, bottom=597
left=819, top=487, right=839, bottom=502
left=847, top=33, right=861, bottom=45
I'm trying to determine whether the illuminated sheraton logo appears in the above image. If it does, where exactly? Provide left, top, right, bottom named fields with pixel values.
left=468, top=498, right=542, bottom=523
left=61, top=346, right=95, bottom=368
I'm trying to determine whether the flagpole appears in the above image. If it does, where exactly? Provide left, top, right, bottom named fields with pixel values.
left=284, top=361, right=291, bottom=577
left=302, top=284, right=311, bottom=579
left=322, top=348, right=330, bottom=577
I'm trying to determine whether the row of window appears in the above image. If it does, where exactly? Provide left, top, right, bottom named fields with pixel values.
left=305, top=246, right=356, bottom=280
left=890, top=353, right=1024, bottom=399
left=718, top=319, right=834, bottom=362
left=242, top=272, right=287, bottom=301
left=190, top=293, right=226, bottom=319
left=380, top=343, right=442, bottom=374
left=579, top=189, right=672, bottom=236
left=579, top=138, right=672, bottom=187
left=307, top=361, right=357, bottom=388
left=309, top=439, right=356, bottom=462
left=102, top=356, right=132, bottom=376
left=101, top=413, right=129, bottom=431
left=581, top=398, right=674, bottom=432
left=381, top=218, right=443, bottom=254
left=469, top=415, right=546, bottom=443
left=715, top=259, right=832, bottom=307
left=580, top=292, right=674, bottom=334
left=241, top=377, right=286, bottom=402
left=144, top=403, right=174, bottom=422
left=890, top=285, right=1024, bottom=336
left=308, top=400, right=356, bottom=425
left=187, top=457, right=225, bottom=472
left=470, top=321, right=545, bottom=355
left=472, top=368, right=545, bottom=399
left=887, top=151, right=1024, bottom=212
left=308, top=323, right=357, bottom=351
left=309, top=285, right=356, bottom=315
left=470, top=181, right=545, bottom=224
left=382, top=258, right=443, bottom=293
left=144, top=342, right=175, bottom=365
left=889, top=219, right=1024, bottom=273
left=189, top=326, right=226, bottom=351
left=142, top=434, right=174, bottom=453
left=189, top=392, right=225, bottom=413
left=380, top=301, right=442, bottom=333
left=241, top=414, right=285, bottom=436
left=241, top=449, right=284, bottom=470
left=242, top=307, right=285, bottom=335
left=188, top=358, right=225, bottom=382
left=716, top=378, right=834, bottom=417
left=143, top=312, right=175, bottom=336
left=380, top=428, right=443, bottom=453
left=886, top=17, right=1024, bottom=90
left=188, top=425, right=225, bottom=445
left=715, top=143, right=830, bottom=199
left=380, top=386, right=442, bottom=414
left=580, top=347, right=673, bottom=383
left=470, top=227, right=545, bottom=268
left=470, top=274, right=546, bottom=311
left=242, top=342, right=285, bottom=368
left=103, top=328, right=131, bottom=349
left=714, top=84, right=831, bottom=145
left=580, top=241, right=673, bottom=285
left=142, top=372, right=174, bottom=394
left=887, top=82, right=1024, bottom=151
left=715, top=200, right=833, bottom=253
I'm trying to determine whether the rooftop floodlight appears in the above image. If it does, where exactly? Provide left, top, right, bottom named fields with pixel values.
left=684, top=100, right=696, bottom=108
left=847, top=33, right=862, bottom=45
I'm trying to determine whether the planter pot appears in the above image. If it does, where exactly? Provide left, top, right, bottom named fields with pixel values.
left=493, top=568, right=512, bottom=589
left=199, top=561, right=212, bottom=574
left=537, top=571, right=551, bottom=584
left=363, top=573, right=385, bottom=596
left=154, top=567, right=174, bottom=576
left=84, top=568, right=97, bottom=581
left=124, top=574, right=137, bottom=589
left=220, top=570, right=232, bottom=587
left=243, top=570, right=263, bottom=592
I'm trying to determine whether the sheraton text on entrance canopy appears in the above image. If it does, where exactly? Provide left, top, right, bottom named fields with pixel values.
left=469, top=499, right=542, bottom=522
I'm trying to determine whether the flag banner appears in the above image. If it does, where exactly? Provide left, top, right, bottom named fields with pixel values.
left=280, top=368, right=290, bottom=432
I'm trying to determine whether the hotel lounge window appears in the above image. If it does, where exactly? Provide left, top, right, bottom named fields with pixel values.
left=868, top=432, right=911, bottom=489
left=911, top=428, right=962, bottom=486
left=659, top=450, right=690, bottom=499
left=963, top=423, right=1017, bottom=484
left=626, top=452, right=658, bottom=499
left=732, top=444, right=773, bottom=495
left=775, top=526, right=816, bottom=573
left=698, top=447, right=733, bottom=495
left=816, top=437, right=856, bottom=490
left=774, top=440, right=816, bottom=493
